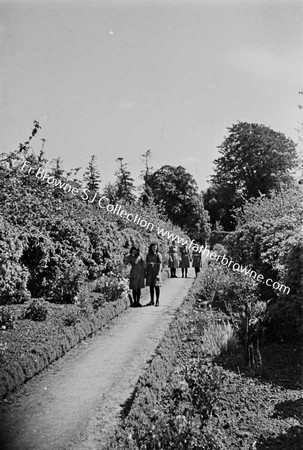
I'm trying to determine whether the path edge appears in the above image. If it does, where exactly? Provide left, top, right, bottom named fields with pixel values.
left=102, top=273, right=201, bottom=449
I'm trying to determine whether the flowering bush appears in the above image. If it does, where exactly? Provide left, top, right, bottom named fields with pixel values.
left=93, top=274, right=128, bottom=306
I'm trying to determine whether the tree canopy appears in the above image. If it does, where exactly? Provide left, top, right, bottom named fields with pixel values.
left=148, top=165, right=210, bottom=241
left=204, top=122, right=298, bottom=230
left=211, top=122, right=298, bottom=198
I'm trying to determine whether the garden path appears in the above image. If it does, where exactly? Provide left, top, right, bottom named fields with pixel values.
left=0, top=268, right=198, bottom=450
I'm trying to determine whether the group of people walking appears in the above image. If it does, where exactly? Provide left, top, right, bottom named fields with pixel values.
left=123, top=242, right=202, bottom=308
left=168, top=243, right=202, bottom=278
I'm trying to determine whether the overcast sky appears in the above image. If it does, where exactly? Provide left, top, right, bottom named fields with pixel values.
left=0, top=0, right=302, bottom=191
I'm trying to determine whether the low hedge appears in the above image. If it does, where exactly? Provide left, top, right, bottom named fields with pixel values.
left=0, top=269, right=169, bottom=400
left=0, top=294, right=129, bottom=399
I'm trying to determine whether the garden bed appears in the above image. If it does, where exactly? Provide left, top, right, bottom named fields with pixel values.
left=0, top=293, right=130, bottom=399
left=106, top=274, right=302, bottom=450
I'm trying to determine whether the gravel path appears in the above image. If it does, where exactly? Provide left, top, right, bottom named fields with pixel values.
left=0, top=270, right=196, bottom=450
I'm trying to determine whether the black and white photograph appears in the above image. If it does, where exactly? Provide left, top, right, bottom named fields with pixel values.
left=0, top=0, right=302, bottom=449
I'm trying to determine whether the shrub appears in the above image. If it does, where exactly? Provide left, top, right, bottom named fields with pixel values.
left=0, top=260, right=30, bottom=304
left=73, top=284, right=95, bottom=315
left=198, top=264, right=259, bottom=314
left=267, top=233, right=303, bottom=338
left=225, top=187, right=303, bottom=299
left=197, top=264, right=226, bottom=303
left=45, top=256, right=87, bottom=303
left=183, top=357, right=225, bottom=423
left=0, top=306, right=16, bottom=329
left=224, top=189, right=303, bottom=339
left=197, top=264, right=260, bottom=346
left=0, top=217, right=31, bottom=304
left=93, top=274, right=128, bottom=304
left=214, top=269, right=259, bottom=315
left=24, top=299, right=48, bottom=321
left=20, top=231, right=56, bottom=298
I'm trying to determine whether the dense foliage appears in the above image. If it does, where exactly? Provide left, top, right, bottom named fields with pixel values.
left=203, top=184, right=242, bottom=231
left=148, top=165, right=210, bottom=241
left=205, top=122, right=298, bottom=230
left=224, top=186, right=303, bottom=339
left=0, top=126, right=192, bottom=305
left=212, top=122, right=297, bottom=198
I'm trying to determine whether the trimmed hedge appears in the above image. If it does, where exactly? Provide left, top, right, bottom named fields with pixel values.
left=0, top=269, right=169, bottom=400
left=0, top=294, right=128, bottom=398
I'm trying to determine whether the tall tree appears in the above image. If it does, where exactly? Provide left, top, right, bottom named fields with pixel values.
left=83, top=155, right=101, bottom=192
left=205, top=122, right=298, bottom=230
left=148, top=165, right=210, bottom=240
left=115, top=157, right=135, bottom=203
left=211, top=122, right=298, bottom=199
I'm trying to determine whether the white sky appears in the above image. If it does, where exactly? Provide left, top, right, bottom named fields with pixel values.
left=0, top=0, right=302, bottom=191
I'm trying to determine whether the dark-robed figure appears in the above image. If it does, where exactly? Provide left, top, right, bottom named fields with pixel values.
left=168, top=243, right=179, bottom=278
left=123, top=245, right=145, bottom=307
left=146, top=242, right=162, bottom=306
left=180, top=245, right=191, bottom=278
